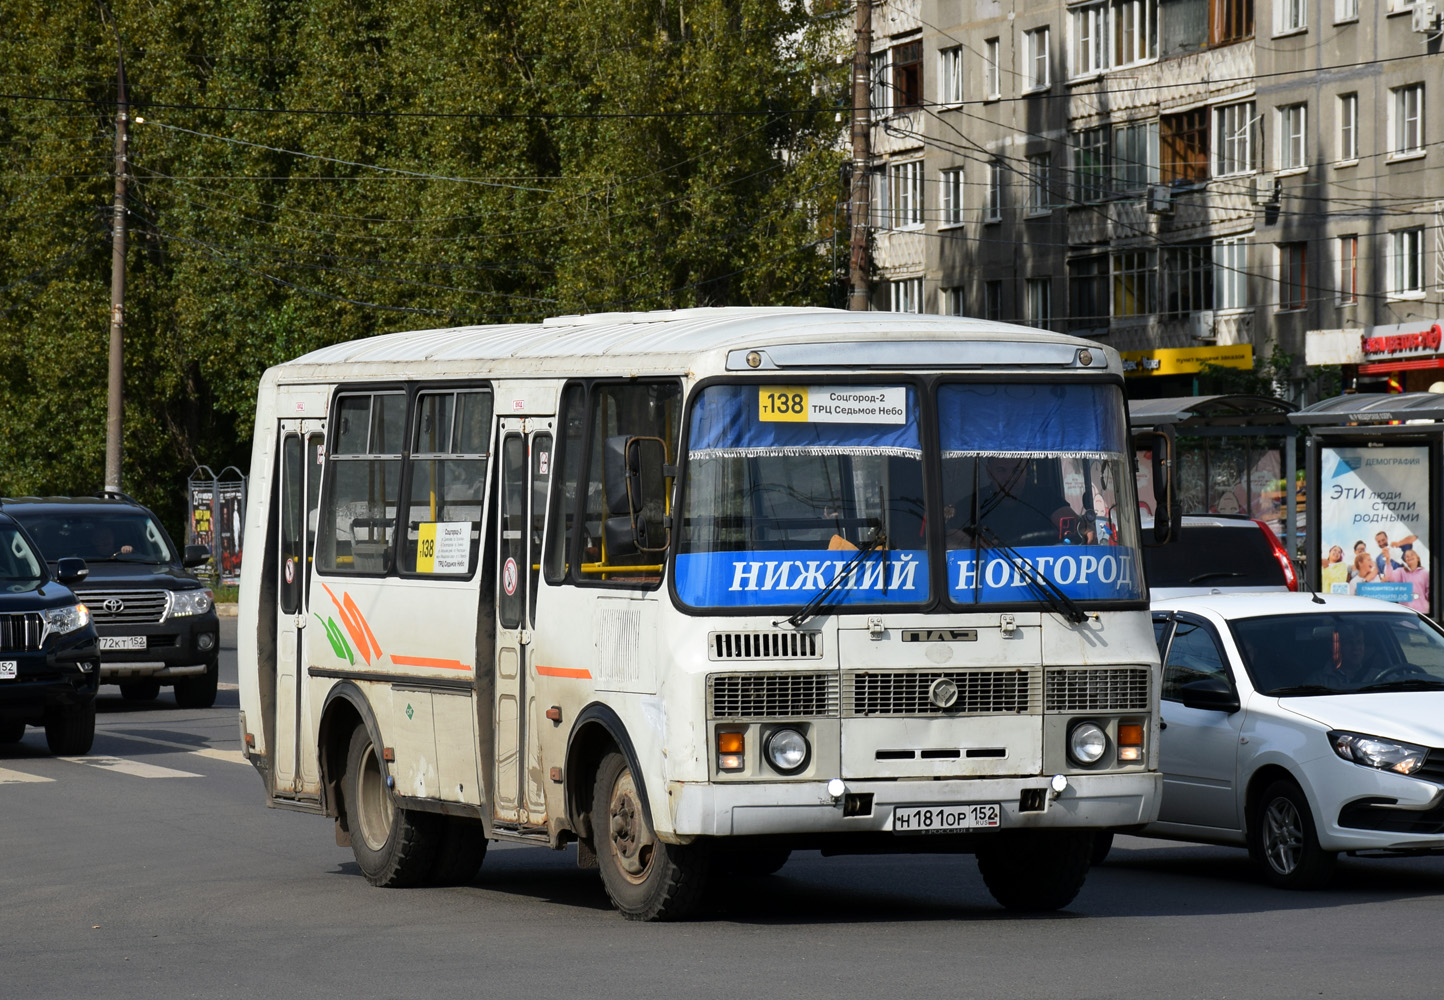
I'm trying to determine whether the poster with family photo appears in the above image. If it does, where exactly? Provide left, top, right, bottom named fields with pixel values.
left=1318, top=444, right=1431, bottom=617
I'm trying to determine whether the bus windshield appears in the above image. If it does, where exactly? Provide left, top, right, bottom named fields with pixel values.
left=673, top=380, right=1143, bottom=611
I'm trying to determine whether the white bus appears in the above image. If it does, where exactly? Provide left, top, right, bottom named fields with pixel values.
left=237, top=307, right=1175, bottom=920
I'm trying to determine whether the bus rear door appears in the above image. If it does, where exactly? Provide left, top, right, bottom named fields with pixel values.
left=275, top=420, right=325, bottom=798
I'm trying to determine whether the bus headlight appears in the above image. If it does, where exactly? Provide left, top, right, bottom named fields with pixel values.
left=764, top=728, right=810, bottom=774
left=1068, top=722, right=1108, bottom=766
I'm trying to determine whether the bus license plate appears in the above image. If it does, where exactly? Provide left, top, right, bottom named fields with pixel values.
left=0, top=661, right=16, bottom=679
left=100, top=636, right=146, bottom=650
left=892, top=803, right=1000, bottom=834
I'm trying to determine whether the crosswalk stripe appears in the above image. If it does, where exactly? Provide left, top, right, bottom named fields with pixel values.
left=60, top=755, right=201, bottom=779
left=102, top=730, right=249, bottom=765
left=0, top=766, right=53, bottom=784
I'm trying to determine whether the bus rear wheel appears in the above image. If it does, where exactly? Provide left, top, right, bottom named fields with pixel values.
left=592, top=751, right=710, bottom=921
left=343, top=725, right=438, bottom=888
left=976, top=830, right=1091, bottom=912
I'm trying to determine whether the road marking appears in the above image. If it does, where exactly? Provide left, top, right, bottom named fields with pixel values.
left=102, top=730, right=249, bottom=765
left=0, top=766, right=53, bottom=784
left=59, top=755, right=202, bottom=779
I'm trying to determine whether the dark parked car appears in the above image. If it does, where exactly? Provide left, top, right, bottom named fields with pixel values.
left=0, top=494, right=220, bottom=708
left=1144, top=514, right=1299, bottom=599
left=0, top=512, right=100, bottom=754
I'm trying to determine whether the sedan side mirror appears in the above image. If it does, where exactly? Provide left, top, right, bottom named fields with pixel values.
left=183, top=544, right=211, bottom=568
left=1178, top=675, right=1240, bottom=714
left=55, top=557, right=89, bottom=585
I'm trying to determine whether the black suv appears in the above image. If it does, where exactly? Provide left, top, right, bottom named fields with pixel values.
left=0, top=495, right=221, bottom=708
left=0, top=512, right=100, bottom=753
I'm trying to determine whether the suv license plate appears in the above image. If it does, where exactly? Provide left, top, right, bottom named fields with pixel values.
left=100, top=636, right=147, bottom=651
left=892, top=804, right=1000, bottom=834
left=0, top=661, right=15, bottom=679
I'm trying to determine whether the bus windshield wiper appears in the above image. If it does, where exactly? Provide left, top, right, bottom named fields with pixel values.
left=974, top=524, right=1088, bottom=625
left=775, top=528, right=887, bottom=630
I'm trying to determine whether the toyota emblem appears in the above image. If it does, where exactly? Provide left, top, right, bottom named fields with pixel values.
left=928, top=677, right=960, bottom=710
left=103, top=598, right=124, bottom=614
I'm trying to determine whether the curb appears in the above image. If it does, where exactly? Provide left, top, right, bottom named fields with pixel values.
left=217, top=603, right=239, bottom=618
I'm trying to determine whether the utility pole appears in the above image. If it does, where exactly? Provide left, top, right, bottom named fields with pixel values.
left=847, top=0, right=872, bottom=311
left=104, top=47, right=128, bottom=493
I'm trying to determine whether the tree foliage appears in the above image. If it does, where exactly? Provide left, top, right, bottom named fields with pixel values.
left=0, top=0, right=848, bottom=526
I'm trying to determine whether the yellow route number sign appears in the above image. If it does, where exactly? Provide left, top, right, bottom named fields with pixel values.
left=758, top=386, right=906, bottom=424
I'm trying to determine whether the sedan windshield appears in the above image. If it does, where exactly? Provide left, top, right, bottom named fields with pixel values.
left=14, top=511, right=175, bottom=564
left=0, top=526, right=45, bottom=584
left=1231, top=612, right=1444, bottom=695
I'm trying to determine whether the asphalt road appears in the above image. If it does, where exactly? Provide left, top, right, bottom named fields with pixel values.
left=7, top=615, right=1444, bottom=999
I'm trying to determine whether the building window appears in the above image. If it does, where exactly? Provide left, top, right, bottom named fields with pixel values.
left=1112, top=250, right=1156, bottom=316
left=942, top=286, right=966, bottom=316
left=1161, top=243, right=1214, bottom=317
left=939, top=167, right=965, bottom=227
left=984, top=38, right=1001, bottom=99
left=891, top=277, right=923, bottom=313
left=1027, top=153, right=1052, bottom=215
left=1026, top=278, right=1052, bottom=328
left=892, top=39, right=922, bottom=111
left=1071, top=4, right=1105, bottom=76
left=1391, top=228, right=1425, bottom=297
left=1391, top=84, right=1424, bottom=157
left=1338, top=93, right=1358, bottom=162
left=1214, top=101, right=1257, bottom=177
left=983, top=280, right=1004, bottom=321
left=1211, top=0, right=1254, bottom=45
left=1278, top=242, right=1307, bottom=310
left=889, top=159, right=923, bottom=229
left=1025, top=27, right=1050, bottom=90
left=1068, top=255, right=1109, bottom=331
left=870, top=168, right=890, bottom=229
left=1113, top=0, right=1158, bottom=66
left=1073, top=126, right=1109, bottom=202
left=1338, top=235, right=1358, bottom=305
left=1278, top=104, right=1307, bottom=172
left=1214, top=235, right=1249, bottom=310
left=1277, top=0, right=1306, bottom=33
left=985, top=159, right=1003, bottom=222
left=1114, top=121, right=1159, bottom=191
left=939, top=46, right=964, bottom=105
left=1161, top=108, right=1209, bottom=185
left=870, top=51, right=889, bottom=118
left=1335, top=0, right=1358, bottom=21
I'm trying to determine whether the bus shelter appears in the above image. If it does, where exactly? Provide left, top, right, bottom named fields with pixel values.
left=1128, top=394, right=1301, bottom=554
left=1289, top=392, right=1444, bottom=620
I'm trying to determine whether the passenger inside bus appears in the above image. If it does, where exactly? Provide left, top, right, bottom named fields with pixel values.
left=945, top=455, right=1093, bottom=549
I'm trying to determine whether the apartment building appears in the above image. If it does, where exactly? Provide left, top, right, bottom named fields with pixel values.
left=867, top=0, right=1444, bottom=398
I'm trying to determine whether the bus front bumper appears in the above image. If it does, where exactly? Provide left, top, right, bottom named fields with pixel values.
left=668, top=772, right=1161, bottom=838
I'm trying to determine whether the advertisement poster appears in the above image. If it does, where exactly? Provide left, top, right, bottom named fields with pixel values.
left=216, top=479, right=246, bottom=585
left=1318, top=445, right=1431, bottom=616
left=188, top=483, right=214, bottom=554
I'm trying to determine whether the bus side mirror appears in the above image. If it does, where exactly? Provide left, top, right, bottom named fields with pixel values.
left=602, top=435, right=670, bottom=558
left=1135, top=424, right=1181, bottom=545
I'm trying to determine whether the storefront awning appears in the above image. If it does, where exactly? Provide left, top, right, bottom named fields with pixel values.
left=1127, top=394, right=1296, bottom=428
left=1288, top=391, right=1444, bottom=426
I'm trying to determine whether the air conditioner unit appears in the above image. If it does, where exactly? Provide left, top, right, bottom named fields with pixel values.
left=1188, top=310, right=1216, bottom=342
left=1253, top=173, right=1279, bottom=206
left=1413, top=1, right=1439, bottom=32
left=1147, top=185, right=1174, bottom=215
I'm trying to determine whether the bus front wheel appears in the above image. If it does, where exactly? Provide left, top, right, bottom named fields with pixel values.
left=976, top=830, right=1091, bottom=911
left=591, top=751, right=710, bottom=921
left=343, top=725, right=438, bottom=888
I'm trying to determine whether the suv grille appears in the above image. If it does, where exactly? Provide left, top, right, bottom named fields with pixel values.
left=78, top=589, right=168, bottom=626
left=708, top=672, right=839, bottom=719
left=843, top=668, right=1037, bottom=716
left=0, top=612, right=43, bottom=652
left=709, top=630, right=822, bottom=660
left=1044, top=666, right=1151, bottom=712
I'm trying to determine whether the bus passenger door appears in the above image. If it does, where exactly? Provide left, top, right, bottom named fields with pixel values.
left=275, top=422, right=325, bottom=797
left=493, top=419, right=553, bottom=828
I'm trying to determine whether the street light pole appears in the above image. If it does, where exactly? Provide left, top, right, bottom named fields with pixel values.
left=847, top=0, right=871, bottom=311
left=104, top=46, right=128, bottom=494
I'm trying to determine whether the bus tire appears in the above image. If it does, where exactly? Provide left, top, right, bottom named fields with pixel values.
left=976, top=830, right=1091, bottom=912
left=428, top=817, right=488, bottom=886
left=343, top=725, right=439, bottom=888
left=1090, top=831, right=1114, bottom=866
left=173, top=658, right=219, bottom=709
left=592, top=751, right=710, bottom=921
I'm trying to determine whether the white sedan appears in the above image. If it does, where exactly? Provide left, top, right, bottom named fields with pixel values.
left=1113, top=592, right=1444, bottom=887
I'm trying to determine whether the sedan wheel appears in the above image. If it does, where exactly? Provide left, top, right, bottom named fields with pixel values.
left=1250, top=779, right=1336, bottom=890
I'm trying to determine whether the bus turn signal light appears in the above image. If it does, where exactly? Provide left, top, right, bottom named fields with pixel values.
left=1117, top=723, right=1144, bottom=761
left=718, top=731, right=745, bottom=771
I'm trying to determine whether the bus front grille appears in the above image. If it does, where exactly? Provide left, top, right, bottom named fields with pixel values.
left=708, top=672, right=839, bottom=719
left=1044, top=666, right=1151, bottom=712
left=842, top=668, right=1038, bottom=717
left=708, top=630, right=822, bottom=661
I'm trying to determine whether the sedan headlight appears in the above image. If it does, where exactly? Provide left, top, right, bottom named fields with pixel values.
left=43, top=603, right=91, bottom=637
left=1329, top=730, right=1428, bottom=776
left=168, top=589, right=214, bottom=619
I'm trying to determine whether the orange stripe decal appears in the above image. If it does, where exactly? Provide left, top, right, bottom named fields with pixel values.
left=390, top=655, right=471, bottom=671
left=536, top=664, right=592, bottom=679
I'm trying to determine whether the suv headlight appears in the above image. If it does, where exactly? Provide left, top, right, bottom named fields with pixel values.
left=168, top=589, right=214, bottom=619
left=1329, top=731, right=1428, bottom=776
left=43, top=603, right=91, bottom=638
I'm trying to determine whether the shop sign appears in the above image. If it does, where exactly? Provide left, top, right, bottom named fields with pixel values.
left=1119, top=343, right=1253, bottom=377
left=1361, top=323, right=1443, bottom=358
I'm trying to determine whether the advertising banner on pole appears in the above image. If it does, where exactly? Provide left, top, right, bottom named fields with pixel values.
left=216, top=477, right=246, bottom=585
left=1318, top=444, right=1431, bottom=616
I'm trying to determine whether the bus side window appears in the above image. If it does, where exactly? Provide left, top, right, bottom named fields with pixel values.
left=317, top=391, right=406, bottom=575
left=402, top=387, right=492, bottom=576
left=543, top=383, right=587, bottom=584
